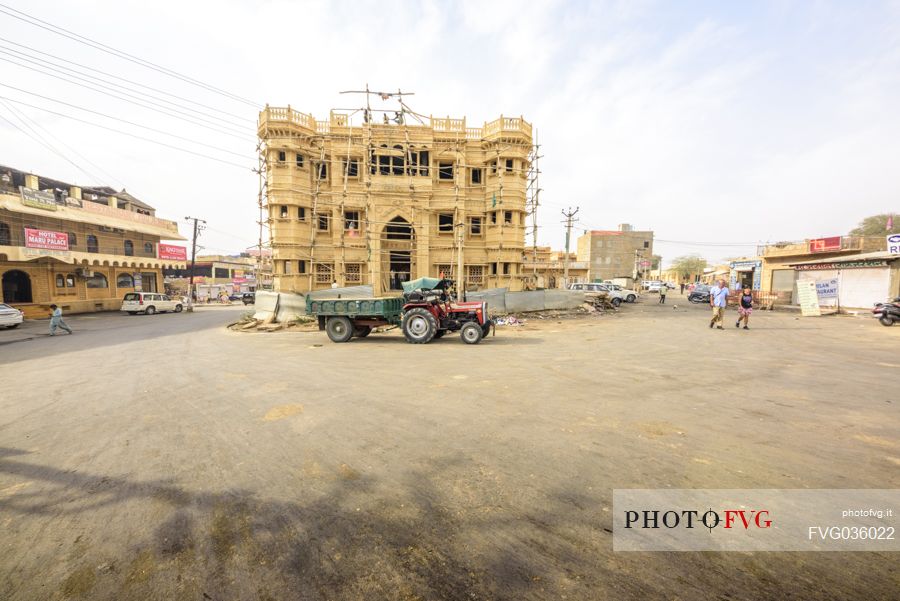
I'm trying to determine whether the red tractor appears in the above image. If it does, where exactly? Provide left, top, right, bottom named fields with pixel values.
left=400, top=278, right=492, bottom=344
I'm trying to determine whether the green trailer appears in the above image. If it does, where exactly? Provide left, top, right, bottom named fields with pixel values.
left=306, top=296, right=405, bottom=342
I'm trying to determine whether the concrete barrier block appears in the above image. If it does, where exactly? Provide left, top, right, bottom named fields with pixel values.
left=276, top=292, right=308, bottom=322
left=504, top=290, right=546, bottom=313
left=307, top=285, right=374, bottom=300
left=253, top=290, right=279, bottom=321
left=466, top=287, right=507, bottom=314
left=544, top=289, right=584, bottom=310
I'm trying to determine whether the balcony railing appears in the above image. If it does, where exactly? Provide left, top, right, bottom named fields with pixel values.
left=259, top=107, right=533, bottom=141
left=758, top=236, right=874, bottom=258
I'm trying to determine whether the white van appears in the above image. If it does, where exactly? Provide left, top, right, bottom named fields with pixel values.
left=121, top=292, right=183, bottom=315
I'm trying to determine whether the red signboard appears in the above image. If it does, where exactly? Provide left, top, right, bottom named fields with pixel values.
left=24, top=228, right=69, bottom=251
left=809, top=236, right=841, bottom=253
left=158, top=243, right=187, bottom=261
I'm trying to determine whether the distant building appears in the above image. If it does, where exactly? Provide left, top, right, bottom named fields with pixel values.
left=0, top=165, right=186, bottom=316
left=165, top=254, right=263, bottom=298
left=521, top=246, right=589, bottom=288
left=576, top=224, right=654, bottom=282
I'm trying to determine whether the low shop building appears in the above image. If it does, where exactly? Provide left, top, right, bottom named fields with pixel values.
left=165, top=254, right=260, bottom=300
left=521, top=246, right=589, bottom=288
left=787, top=251, right=900, bottom=310
left=759, top=236, right=885, bottom=304
left=1, top=166, right=186, bottom=317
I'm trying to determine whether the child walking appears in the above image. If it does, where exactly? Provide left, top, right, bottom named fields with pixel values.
left=736, top=287, right=753, bottom=330
left=49, top=304, right=73, bottom=335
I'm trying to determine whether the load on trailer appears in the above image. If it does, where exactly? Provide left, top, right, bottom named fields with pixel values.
left=306, top=278, right=492, bottom=344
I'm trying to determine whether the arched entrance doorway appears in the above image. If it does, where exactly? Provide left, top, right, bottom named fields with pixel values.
left=383, top=216, right=415, bottom=291
left=2, top=270, right=32, bottom=303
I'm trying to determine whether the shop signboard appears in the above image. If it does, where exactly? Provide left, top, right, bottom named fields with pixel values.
left=888, top=234, right=900, bottom=255
left=815, top=277, right=839, bottom=299
left=20, top=186, right=58, bottom=211
left=24, top=227, right=69, bottom=250
left=809, top=236, right=841, bottom=253
left=158, top=243, right=187, bottom=261
left=797, top=280, right=821, bottom=316
left=133, top=272, right=143, bottom=292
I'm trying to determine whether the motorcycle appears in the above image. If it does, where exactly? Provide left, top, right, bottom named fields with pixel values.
left=872, top=296, right=900, bottom=326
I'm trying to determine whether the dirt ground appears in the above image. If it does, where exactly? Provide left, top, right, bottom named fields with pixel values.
left=1, top=299, right=898, bottom=600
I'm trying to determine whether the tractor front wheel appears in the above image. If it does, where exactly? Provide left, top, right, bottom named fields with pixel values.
left=402, top=308, right=437, bottom=344
left=326, top=316, right=354, bottom=343
left=460, top=321, right=483, bottom=345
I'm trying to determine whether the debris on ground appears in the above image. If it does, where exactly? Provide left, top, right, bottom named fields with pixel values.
left=228, top=313, right=317, bottom=333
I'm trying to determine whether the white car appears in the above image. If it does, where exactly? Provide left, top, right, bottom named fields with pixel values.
left=600, top=282, right=640, bottom=303
left=0, top=303, right=24, bottom=329
left=567, top=282, right=628, bottom=307
left=121, top=292, right=183, bottom=315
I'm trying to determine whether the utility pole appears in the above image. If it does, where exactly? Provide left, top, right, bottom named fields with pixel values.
left=184, top=216, right=206, bottom=312
left=456, top=221, right=465, bottom=300
left=561, top=207, right=579, bottom=287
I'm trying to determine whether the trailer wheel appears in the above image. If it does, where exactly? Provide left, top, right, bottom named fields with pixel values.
left=402, top=308, right=437, bottom=344
left=353, top=326, right=372, bottom=337
left=460, top=321, right=483, bottom=344
left=326, top=316, right=354, bottom=342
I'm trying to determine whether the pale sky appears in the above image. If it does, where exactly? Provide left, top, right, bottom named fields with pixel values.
left=1, top=0, right=898, bottom=266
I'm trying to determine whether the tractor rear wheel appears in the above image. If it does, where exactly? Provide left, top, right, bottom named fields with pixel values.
left=325, top=316, right=354, bottom=343
left=402, top=308, right=437, bottom=344
left=460, top=321, right=483, bottom=344
left=353, top=326, right=372, bottom=337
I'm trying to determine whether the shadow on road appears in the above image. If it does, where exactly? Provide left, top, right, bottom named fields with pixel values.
left=0, top=448, right=605, bottom=600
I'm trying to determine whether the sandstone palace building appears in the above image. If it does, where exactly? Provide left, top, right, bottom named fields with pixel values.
left=258, top=101, right=533, bottom=295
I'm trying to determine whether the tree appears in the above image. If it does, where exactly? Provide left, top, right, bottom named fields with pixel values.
left=849, top=213, right=900, bottom=236
left=650, top=254, right=663, bottom=270
left=670, top=254, right=708, bottom=281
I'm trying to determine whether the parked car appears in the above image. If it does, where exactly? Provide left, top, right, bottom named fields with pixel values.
left=228, top=293, right=242, bottom=301
left=242, top=292, right=255, bottom=305
left=642, top=280, right=663, bottom=292
left=121, top=292, right=183, bottom=315
left=0, top=303, right=24, bottom=329
left=601, top=282, right=639, bottom=303
left=567, top=282, right=626, bottom=307
left=688, top=284, right=712, bottom=304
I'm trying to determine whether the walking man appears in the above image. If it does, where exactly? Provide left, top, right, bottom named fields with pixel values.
left=658, top=282, right=668, bottom=304
left=680, top=282, right=686, bottom=294
left=709, top=279, right=729, bottom=329
left=48, top=304, right=72, bottom=335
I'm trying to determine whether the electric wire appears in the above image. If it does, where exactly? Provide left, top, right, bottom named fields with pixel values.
left=0, top=36, right=255, bottom=124
left=0, top=3, right=261, bottom=107
left=0, top=54, right=251, bottom=139
left=0, top=95, right=253, bottom=170
left=0, top=99, right=105, bottom=184
left=0, top=83, right=253, bottom=160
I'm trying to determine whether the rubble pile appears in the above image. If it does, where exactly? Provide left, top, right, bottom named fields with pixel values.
left=228, top=312, right=317, bottom=333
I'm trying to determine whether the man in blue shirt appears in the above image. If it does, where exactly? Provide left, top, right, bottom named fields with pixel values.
left=709, top=280, right=729, bottom=329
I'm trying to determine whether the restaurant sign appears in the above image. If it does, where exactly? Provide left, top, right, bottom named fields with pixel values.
left=24, top=228, right=69, bottom=251
left=20, top=186, right=58, bottom=211
left=158, top=243, right=187, bottom=261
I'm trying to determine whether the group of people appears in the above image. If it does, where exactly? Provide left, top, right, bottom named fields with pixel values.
left=707, top=279, right=753, bottom=330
